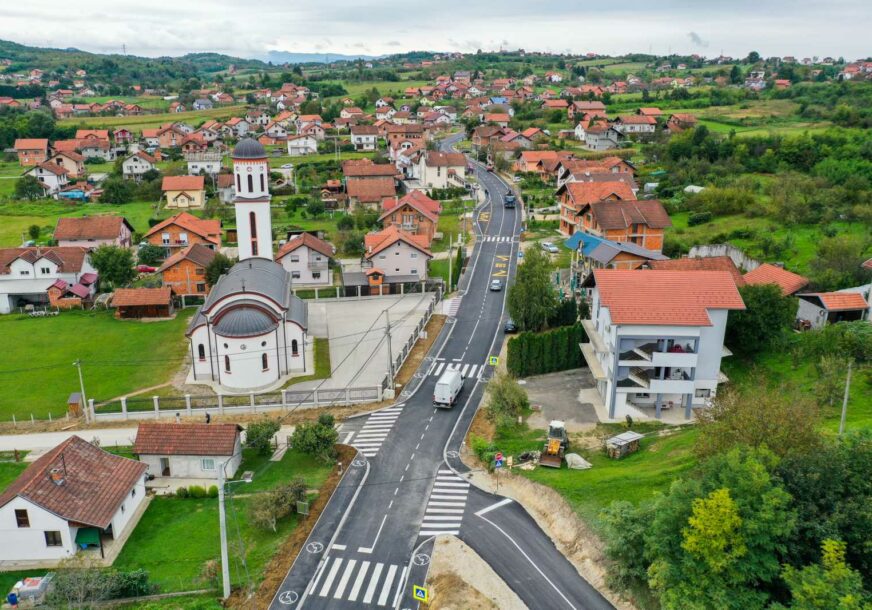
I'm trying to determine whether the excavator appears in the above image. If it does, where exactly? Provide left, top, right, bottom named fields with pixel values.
left=539, top=420, right=568, bottom=468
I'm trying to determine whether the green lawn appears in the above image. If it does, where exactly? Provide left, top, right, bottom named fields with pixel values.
left=279, top=337, right=331, bottom=388
left=0, top=310, right=192, bottom=420
left=59, top=105, right=248, bottom=131
left=0, top=457, right=28, bottom=492
left=113, top=448, right=332, bottom=593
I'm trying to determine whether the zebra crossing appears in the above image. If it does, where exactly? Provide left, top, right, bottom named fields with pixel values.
left=442, top=296, right=462, bottom=317
left=347, top=405, right=403, bottom=458
left=419, top=469, right=470, bottom=537
left=428, top=359, right=485, bottom=380
left=309, top=555, right=407, bottom=606
left=481, top=235, right=515, bottom=242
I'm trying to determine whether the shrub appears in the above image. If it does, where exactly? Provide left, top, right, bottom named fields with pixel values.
left=245, top=417, right=281, bottom=456
left=687, top=211, right=712, bottom=226
left=188, top=485, right=207, bottom=499
left=292, top=418, right=338, bottom=463
left=470, top=433, right=498, bottom=465
left=507, top=324, right=587, bottom=377
left=175, top=486, right=189, bottom=498
left=207, top=485, right=219, bottom=498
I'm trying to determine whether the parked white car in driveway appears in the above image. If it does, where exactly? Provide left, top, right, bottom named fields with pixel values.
left=541, top=242, right=559, bottom=254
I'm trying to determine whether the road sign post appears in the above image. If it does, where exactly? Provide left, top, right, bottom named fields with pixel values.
left=413, top=585, right=429, bottom=603
left=489, top=355, right=499, bottom=366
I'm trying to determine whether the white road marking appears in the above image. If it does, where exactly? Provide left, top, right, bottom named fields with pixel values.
left=348, top=560, right=370, bottom=602
left=426, top=507, right=465, bottom=514
left=393, top=566, right=408, bottom=608
left=377, top=564, right=398, bottom=606
left=420, top=529, right=459, bottom=536
left=318, top=557, right=343, bottom=597
left=331, top=544, right=346, bottom=551
left=333, top=558, right=356, bottom=599
left=362, top=562, right=384, bottom=604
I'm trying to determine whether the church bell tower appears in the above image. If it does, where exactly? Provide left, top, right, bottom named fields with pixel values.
left=231, top=138, right=273, bottom=261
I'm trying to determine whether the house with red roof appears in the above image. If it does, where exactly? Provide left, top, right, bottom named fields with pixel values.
left=161, top=175, right=206, bottom=209
left=276, top=233, right=336, bottom=286
left=378, top=190, right=441, bottom=245
left=144, top=212, right=222, bottom=254
left=14, top=138, right=49, bottom=166
left=581, top=269, right=746, bottom=420
left=133, top=422, right=242, bottom=480
left=796, top=291, right=870, bottom=329
left=0, top=246, right=97, bottom=314
left=742, top=263, right=809, bottom=296
left=418, top=151, right=467, bottom=189
left=54, top=216, right=134, bottom=249
left=157, top=243, right=217, bottom=296
left=362, top=226, right=433, bottom=281
left=0, top=435, right=147, bottom=564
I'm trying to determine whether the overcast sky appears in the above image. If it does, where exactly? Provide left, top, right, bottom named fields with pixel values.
left=2, top=1, right=870, bottom=60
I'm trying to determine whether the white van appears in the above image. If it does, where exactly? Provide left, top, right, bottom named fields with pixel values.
left=433, top=369, right=464, bottom=408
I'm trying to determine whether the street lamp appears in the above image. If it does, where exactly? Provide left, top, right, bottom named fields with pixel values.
left=218, top=463, right=253, bottom=599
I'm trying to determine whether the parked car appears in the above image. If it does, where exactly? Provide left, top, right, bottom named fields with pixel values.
left=512, top=175, right=522, bottom=183
left=136, top=265, right=157, bottom=273
left=486, top=163, right=494, bottom=172
left=541, top=242, right=559, bottom=254
left=490, top=279, right=503, bottom=291
left=504, top=318, right=518, bottom=333
left=280, top=163, right=294, bottom=169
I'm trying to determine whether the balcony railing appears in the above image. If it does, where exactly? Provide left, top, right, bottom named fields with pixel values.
left=308, top=260, right=329, bottom=270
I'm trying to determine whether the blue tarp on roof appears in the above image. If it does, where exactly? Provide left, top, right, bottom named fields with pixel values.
left=563, top=232, right=607, bottom=254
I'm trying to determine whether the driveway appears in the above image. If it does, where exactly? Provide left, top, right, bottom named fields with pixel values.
left=520, top=367, right=599, bottom=432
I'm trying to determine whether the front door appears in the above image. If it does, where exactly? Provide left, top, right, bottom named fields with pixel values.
left=160, top=457, right=170, bottom=477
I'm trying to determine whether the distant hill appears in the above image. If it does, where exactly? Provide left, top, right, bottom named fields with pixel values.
left=261, top=51, right=385, bottom=65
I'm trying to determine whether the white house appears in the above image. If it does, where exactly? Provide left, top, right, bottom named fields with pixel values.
left=286, top=134, right=318, bottom=156
left=276, top=233, right=335, bottom=286
left=581, top=269, right=745, bottom=421
left=0, top=436, right=147, bottom=566
left=796, top=291, right=870, bottom=329
left=225, top=118, right=251, bottom=138
left=265, top=122, right=288, bottom=139
left=133, top=422, right=243, bottom=480
left=584, top=124, right=623, bottom=151
left=612, top=115, right=657, bottom=136
left=363, top=226, right=433, bottom=279
left=26, top=163, right=69, bottom=196
left=418, top=150, right=467, bottom=189
left=186, top=151, right=223, bottom=176
left=0, top=246, right=97, bottom=314
left=186, top=138, right=309, bottom=392
left=350, top=125, right=379, bottom=151
left=54, top=216, right=134, bottom=249
left=122, top=151, right=157, bottom=180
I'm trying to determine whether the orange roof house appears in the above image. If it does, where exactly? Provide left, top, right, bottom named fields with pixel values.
left=14, top=138, right=49, bottom=166
left=156, top=243, right=217, bottom=296
left=145, top=212, right=222, bottom=252
left=161, top=175, right=206, bottom=209
left=743, top=263, right=809, bottom=296
left=649, top=257, right=745, bottom=288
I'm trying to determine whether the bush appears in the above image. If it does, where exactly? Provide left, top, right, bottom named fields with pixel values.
left=687, top=211, right=713, bottom=226
left=485, top=374, right=529, bottom=429
left=245, top=418, right=281, bottom=455
left=188, top=485, right=207, bottom=499
left=470, top=433, right=498, bottom=465
left=207, top=485, right=218, bottom=498
left=506, top=324, right=587, bottom=377
left=175, top=486, right=189, bottom=498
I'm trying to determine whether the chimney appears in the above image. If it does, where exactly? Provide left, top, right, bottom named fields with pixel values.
left=49, top=468, right=65, bottom=486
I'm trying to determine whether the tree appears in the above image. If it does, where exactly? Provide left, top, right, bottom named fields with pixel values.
left=809, top=235, right=871, bottom=291
left=14, top=175, right=45, bottom=200
left=681, top=488, right=748, bottom=573
left=747, top=51, right=761, bottom=64
left=90, top=245, right=136, bottom=289
left=730, top=65, right=743, bottom=84
left=507, top=247, right=557, bottom=332
left=291, top=416, right=338, bottom=463
left=695, top=379, right=821, bottom=459
left=245, top=418, right=281, bottom=456
left=777, top=540, right=871, bottom=610
left=100, top=177, right=135, bottom=204
left=484, top=373, right=529, bottom=429
left=137, top=244, right=165, bottom=266
left=336, top=214, right=354, bottom=231
left=27, top=224, right=40, bottom=241
left=205, top=253, right=233, bottom=287
left=725, top=283, right=797, bottom=354
left=307, top=198, right=325, bottom=218
left=248, top=477, right=307, bottom=532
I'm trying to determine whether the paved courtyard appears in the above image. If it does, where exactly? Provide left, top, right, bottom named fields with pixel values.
left=298, top=293, right=436, bottom=391
left=520, top=368, right=600, bottom=432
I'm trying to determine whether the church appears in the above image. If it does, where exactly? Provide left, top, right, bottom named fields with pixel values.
left=186, top=138, right=309, bottom=391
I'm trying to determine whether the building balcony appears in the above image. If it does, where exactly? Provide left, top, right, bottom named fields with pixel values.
left=308, top=260, right=329, bottom=271
left=580, top=342, right=607, bottom=381
left=581, top=319, right=606, bottom=353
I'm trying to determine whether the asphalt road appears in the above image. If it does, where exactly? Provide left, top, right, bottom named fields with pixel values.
left=268, top=133, right=613, bottom=610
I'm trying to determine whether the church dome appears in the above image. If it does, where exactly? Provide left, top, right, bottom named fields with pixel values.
left=232, top=138, right=267, bottom=159
left=214, top=306, right=278, bottom=337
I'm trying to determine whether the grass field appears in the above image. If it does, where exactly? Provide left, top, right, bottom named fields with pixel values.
left=0, top=453, right=29, bottom=492
left=59, top=105, right=248, bottom=131
left=0, top=310, right=192, bottom=419
left=113, top=448, right=332, bottom=593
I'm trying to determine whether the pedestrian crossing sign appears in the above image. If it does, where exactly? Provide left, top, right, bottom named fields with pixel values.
left=489, top=355, right=499, bottom=366
left=413, top=585, right=429, bottom=602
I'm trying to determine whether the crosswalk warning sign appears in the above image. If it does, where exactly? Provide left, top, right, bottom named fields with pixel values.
left=413, top=585, right=429, bottom=602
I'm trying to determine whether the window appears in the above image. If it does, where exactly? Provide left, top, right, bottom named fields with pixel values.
left=162, top=232, right=170, bottom=244
left=695, top=389, right=712, bottom=398
left=19, top=270, right=30, bottom=276
left=259, top=173, right=265, bottom=191
left=262, top=353, right=269, bottom=370
left=44, top=531, right=62, bottom=547
left=251, top=240, right=258, bottom=256
left=131, top=488, right=137, bottom=498
left=40, top=266, right=51, bottom=275
left=291, top=271, right=300, bottom=279
left=224, top=355, right=231, bottom=373
left=289, top=255, right=300, bottom=263
left=196, top=282, right=206, bottom=293
left=379, top=254, right=386, bottom=260
left=201, top=458, right=216, bottom=471
left=249, top=212, right=257, bottom=238
left=15, top=509, right=29, bottom=528
left=411, top=269, right=418, bottom=274
left=312, top=272, right=321, bottom=280
left=236, top=173, right=241, bottom=191
left=411, top=253, right=418, bottom=259
left=120, top=503, right=125, bottom=513
left=247, top=174, right=253, bottom=192
left=195, top=267, right=205, bottom=275
left=179, top=232, right=188, bottom=244
left=292, top=340, right=299, bottom=356
left=197, top=344, right=206, bottom=360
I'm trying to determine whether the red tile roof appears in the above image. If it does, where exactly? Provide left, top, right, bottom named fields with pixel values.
left=563, top=181, right=636, bottom=208
left=0, top=436, right=147, bottom=529
left=14, top=138, right=48, bottom=150
left=484, top=113, right=511, bottom=123
left=276, top=232, right=335, bottom=260
left=347, top=177, right=396, bottom=202
left=133, top=423, right=241, bottom=456
left=112, top=287, right=173, bottom=307
left=342, top=161, right=399, bottom=178
left=743, top=263, right=809, bottom=295
left=162, top=175, right=205, bottom=191
left=157, top=243, right=217, bottom=272
left=365, top=225, right=433, bottom=258
left=144, top=212, right=221, bottom=245
left=54, top=215, right=132, bottom=241
left=594, top=269, right=745, bottom=326
left=589, top=200, right=672, bottom=230
left=649, top=256, right=744, bottom=287
left=0, top=246, right=89, bottom=275
left=804, top=292, right=869, bottom=311
left=424, top=151, right=466, bottom=167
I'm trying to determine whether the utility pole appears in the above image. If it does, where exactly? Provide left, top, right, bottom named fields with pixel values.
left=385, top=309, right=394, bottom=380
left=73, top=359, right=87, bottom=412
left=217, top=462, right=231, bottom=599
left=839, top=360, right=853, bottom=435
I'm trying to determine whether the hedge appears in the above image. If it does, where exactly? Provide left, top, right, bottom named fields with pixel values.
left=506, top=323, right=587, bottom=378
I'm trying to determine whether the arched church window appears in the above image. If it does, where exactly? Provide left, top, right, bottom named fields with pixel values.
left=197, top=344, right=205, bottom=360
left=224, top=355, right=231, bottom=372
left=249, top=211, right=258, bottom=238
left=247, top=174, right=253, bottom=192
left=292, top=339, right=299, bottom=356
left=236, top=173, right=240, bottom=191
left=260, top=173, right=265, bottom=191
left=262, top=353, right=268, bottom=370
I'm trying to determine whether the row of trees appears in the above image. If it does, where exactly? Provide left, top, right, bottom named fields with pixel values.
left=506, top=324, right=586, bottom=378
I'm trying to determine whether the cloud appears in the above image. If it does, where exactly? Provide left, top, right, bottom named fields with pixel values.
left=688, top=31, right=709, bottom=48
left=386, top=40, right=402, bottom=46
